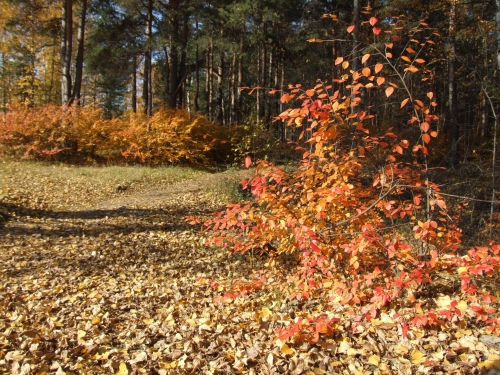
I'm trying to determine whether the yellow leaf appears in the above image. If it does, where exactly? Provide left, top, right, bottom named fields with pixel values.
left=411, top=349, right=424, bottom=364
left=260, top=307, right=272, bottom=320
left=116, top=363, right=129, bottom=375
left=368, top=354, right=380, bottom=366
left=281, top=344, right=294, bottom=355
left=91, top=317, right=100, bottom=325
left=457, top=300, right=467, bottom=313
left=347, top=348, right=358, bottom=356
left=160, top=361, right=177, bottom=369
left=78, top=330, right=86, bottom=339
left=479, top=354, right=500, bottom=370
left=457, top=266, right=468, bottom=274
left=342, top=61, right=350, bottom=70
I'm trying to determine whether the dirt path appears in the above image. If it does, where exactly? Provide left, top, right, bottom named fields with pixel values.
left=0, top=167, right=278, bottom=375
left=86, top=169, right=252, bottom=211
left=1, top=163, right=497, bottom=374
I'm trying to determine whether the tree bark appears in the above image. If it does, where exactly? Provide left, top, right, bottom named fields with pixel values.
left=143, top=0, right=153, bottom=116
left=132, top=56, right=137, bottom=113
left=194, top=19, right=200, bottom=112
left=448, top=0, right=459, bottom=166
left=496, top=0, right=500, bottom=72
left=61, top=0, right=73, bottom=106
left=72, top=0, right=87, bottom=105
left=216, top=48, right=224, bottom=125
left=237, top=41, right=243, bottom=124
left=168, top=0, right=180, bottom=109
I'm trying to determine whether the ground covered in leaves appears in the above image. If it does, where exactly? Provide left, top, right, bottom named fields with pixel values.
left=1, top=159, right=500, bottom=375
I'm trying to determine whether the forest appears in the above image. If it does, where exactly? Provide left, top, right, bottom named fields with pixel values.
left=1, top=0, right=500, bottom=374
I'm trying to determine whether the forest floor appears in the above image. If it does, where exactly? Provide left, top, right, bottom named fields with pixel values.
left=0, top=158, right=499, bottom=375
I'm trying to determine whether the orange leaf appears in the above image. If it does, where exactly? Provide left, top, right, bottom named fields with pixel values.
left=373, top=27, right=382, bottom=35
left=362, top=53, right=370, bottom=64
left=280, top=93, right=290, bottom=103
left=306, top=89, right=315, bottom=96
left=374, top=63, right=383, bottom=73
left=377, top=77, right=385, bottom=86
left=436, top=199, right=446, bottom=209
left=406, top=47, right=416, bottom=53
left=335, top=56, right=344, bottom=65
left=421, top=122, right=430, bottom=132
left=401, top=98, right=409, bottom=108
left=347, top=25, right=355, bottom=33
left=245, top=156, right=252, bottom=169
left=422, top=134, right=431, bottom=144
left=386, top=52, right=393, bottom=58
left=342, top=61, right=349, bottom=69
left=415, top=58, right=426, bottom=64
left=385, top=87, right=394, bottom=97
left=401, top=55, right=412, bottom=63
left=362, top=67, right=371, bottom=77
left=369, top=17, right=378, bottom=26
left=427, top=92, right=434, bottom=99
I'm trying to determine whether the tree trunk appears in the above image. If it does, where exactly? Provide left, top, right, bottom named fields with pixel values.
left=143, top=0, right=153, bottom=116
left=72, top=0, right=87, bottom=104
left=168, top=0, right=180, bottom=109
left=132, top=56, right=137, bottom=113
left=216, top=48, right=224, bottom=125
left=496, top=0, right=500, bottom=72
left=194, top=19, right=200, bottom=112
left=61, top=0, right=73, bottom=106
left=448, top=0, right=459, bottom=166
left=163, top=46, right=170, bottom=104
left=230, top=50, right=236, bottom=125
left=237, top=41, right=243, bottom=124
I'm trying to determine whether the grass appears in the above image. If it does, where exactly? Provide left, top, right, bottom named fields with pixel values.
left=0, top=158, right=206, bottom=210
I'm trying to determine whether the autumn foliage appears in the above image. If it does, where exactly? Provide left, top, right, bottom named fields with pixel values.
left=0, top=105, right=240, bottom=166
left=201, top=17, right=500, bottom=343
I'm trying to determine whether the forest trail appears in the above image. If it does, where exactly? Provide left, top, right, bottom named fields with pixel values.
left=0, top=161, right=498, bottom=374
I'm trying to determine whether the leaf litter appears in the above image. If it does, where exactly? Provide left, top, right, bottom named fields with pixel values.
left=0, top=159, right=499, bottom=374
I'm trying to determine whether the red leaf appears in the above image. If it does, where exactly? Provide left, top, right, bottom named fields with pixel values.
left=373, top=27, right=382, bottom=35
left=402, top=323, right=408, bottom=338
left=370, top=17, right=378, bottom=26
left=347, top=25, right=355, bottom=33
